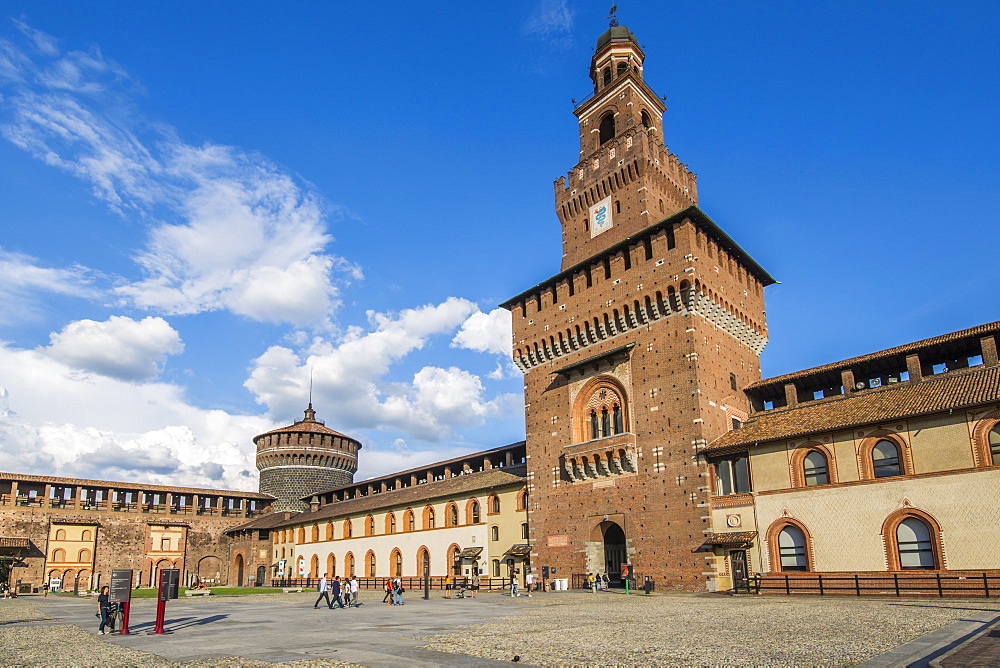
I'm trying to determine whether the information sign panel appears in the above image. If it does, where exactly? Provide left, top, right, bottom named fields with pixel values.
left=109, top=570, right=133, bottom=604
left=159, top=569, right=180, bottom=601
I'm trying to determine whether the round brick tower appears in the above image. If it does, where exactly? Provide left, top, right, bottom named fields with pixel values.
left=254, top=404, right=361, bottom=512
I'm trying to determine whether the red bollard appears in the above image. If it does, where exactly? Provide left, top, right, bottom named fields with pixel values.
left=119, top=600, right=131, bottom=635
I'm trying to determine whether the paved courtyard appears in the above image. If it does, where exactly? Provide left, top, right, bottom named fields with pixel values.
left=3, top=589, right=1000, bottom=666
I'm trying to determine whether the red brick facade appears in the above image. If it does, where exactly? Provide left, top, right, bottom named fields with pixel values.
left=503, top=25, right=775, bottom=590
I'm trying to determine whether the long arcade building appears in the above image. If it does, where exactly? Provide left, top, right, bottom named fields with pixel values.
left=1, top=22, right=998, bottom=595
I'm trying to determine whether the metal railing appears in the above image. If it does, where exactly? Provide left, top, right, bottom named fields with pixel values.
left=756, top=572, right=1000, bottom=598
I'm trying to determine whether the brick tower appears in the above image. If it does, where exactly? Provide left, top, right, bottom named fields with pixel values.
left=255, top=405, right=361, bottom=512
left=502, top=22, right=776, bottom=590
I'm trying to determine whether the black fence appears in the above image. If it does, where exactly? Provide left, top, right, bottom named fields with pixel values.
left=756, top=572, right=1000, bottom=598
left=271, top=576, right=514, bottom=591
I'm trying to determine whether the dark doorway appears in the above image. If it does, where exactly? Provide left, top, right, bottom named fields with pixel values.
left=256, top=565, right=266, bottom=587
left=731, top=550, right=750, bottom=593
left=234, top=554, right=244, bottom=587
left=603, top=522, right=626, bottom=578
left=590, top=521, right=627, bottom=582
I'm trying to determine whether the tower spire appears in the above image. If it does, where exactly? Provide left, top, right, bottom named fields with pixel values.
left=304, top=369, right=316, bottom=421
left=607, top=4, right=619, bottom=27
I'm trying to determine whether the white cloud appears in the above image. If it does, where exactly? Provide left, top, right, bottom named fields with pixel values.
left=0, top=342, right=274, bottom=490
left=452, top=307, right=512, bottom=356
left=0, top=24, right=354, bottom=328
left=0, top=248, right=99, bottom=324
left=523, top=0, right=574, bottom=38
left=44, top=315, right=184, bottom=381
left=245, top=298, right=518, bottom=442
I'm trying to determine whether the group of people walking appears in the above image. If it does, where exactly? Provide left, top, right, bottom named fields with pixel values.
left=587, top=573, right=610, bottom=591
left=313, top=573, right=361, bottom=609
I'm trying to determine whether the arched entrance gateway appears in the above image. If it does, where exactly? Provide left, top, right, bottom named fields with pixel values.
left=589, top=521, right=627, bottom=582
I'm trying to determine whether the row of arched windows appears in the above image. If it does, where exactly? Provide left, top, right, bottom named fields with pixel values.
left=769, top=511, right=942, bottom=573
left=300, top=545, right=445, bottom=579
left=49, top=548, right=91, bottom=562
left=275, top=491, right=528, bottom=545
left=52, top=529, right=93, bottom=541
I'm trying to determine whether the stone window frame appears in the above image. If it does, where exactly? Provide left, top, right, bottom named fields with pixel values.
left=971, top=411, right=1000, bottom=467
left=311, top=524, right=320, bottom=542
left=788, top=442, right=838, bottom=488
left=572, top=375, right=630, bottom=444
left=881, top=508, right=944, bottom=571
left=765, top=517, right=814, bottom=573
left=310, top=554, right=319, bottom=578
left=385, top=512, right=397, bottom=534
left=326, top=522, right=334, bottom=540
left=516, top=489, right=528, bottom=511
left=488, top=494, right=501, bottom=515
left=391, top=548, right=403, bottom=577
left=857, top=431, right=912, bottom=480
left=365, top=549, right=377, bottom=577
left=445, top=502, right=460, bottom=527
left=491, top=525, right=499, bottom=541
left=423, top=505, right=436, bottom=530
left=346, top=551, right=355, bottom=577
left=327, top=552, right=336, bottom=576
left=365, top=515, right=376, bottom=536
left=343, top=519, right=352, bottom=539
left=466, top=498, right=481, bottom=524
left=404, top=508, right=415, bottom=532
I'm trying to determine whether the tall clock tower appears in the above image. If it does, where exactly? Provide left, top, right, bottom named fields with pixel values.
left=502, top=22, right=776, bottom=590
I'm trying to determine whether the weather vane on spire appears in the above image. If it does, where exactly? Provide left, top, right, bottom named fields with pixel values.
left=607, top=4, right=619, bottom=27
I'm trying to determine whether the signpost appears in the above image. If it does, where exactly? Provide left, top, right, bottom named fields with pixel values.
left=109, top=569, right=133, bottom=635
left=152, top=568, right=180, bottom=634
left=621, top=563, right=632, bottom=594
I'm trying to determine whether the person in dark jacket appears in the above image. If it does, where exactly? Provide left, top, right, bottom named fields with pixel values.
left=330, top=576, right=345, bottom=608
left=97, top=586, right=112, bottom=634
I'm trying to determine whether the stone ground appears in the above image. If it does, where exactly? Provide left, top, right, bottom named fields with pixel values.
left=2, top=588, right=999, bottom=666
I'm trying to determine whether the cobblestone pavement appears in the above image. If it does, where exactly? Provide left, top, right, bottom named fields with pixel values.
left=4, top=589, right=1000, bottom=666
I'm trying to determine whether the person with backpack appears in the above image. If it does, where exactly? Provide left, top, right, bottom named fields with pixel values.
left=391, top=577, right=404, bottom=605
left=383, top=578, right=394, bottom=605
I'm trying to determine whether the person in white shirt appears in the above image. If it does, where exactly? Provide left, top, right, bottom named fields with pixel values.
left=314, top=573, right=332, bottom=609
left=525, top=570, right=534, bottom=597
left=349, top=576, right=360, bottom=607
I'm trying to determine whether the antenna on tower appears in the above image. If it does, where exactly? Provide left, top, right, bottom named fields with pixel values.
left=607, top=4, right=619, bottom=27
left=308, top=368, right=314, bottom=408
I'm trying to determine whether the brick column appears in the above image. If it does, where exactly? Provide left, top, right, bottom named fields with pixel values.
left=982, top=335, right=998, bottom=366
left=906, top=354, right=922, bottom=382
left=783, top=383, right=798, bottom=408
left=8, top=481, right=17, bottom=506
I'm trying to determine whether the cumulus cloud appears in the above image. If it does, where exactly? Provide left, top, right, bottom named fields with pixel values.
left=0, top=248, right=99, bottom=324
left=246, top=298, right=519, bottom=442
left=0, top=23, right=354, bottom=327
left=0, top=342, right=273, bottom=490
left=44, top=315, right=183, bottom=381
left=452, top=307, right=512, bottom=356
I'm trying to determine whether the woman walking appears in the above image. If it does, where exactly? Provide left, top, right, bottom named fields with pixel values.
left=97, top=586, right=112, bottom=634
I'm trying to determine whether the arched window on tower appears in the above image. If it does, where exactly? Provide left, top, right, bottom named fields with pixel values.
left=616, top=62, right=628, bottom=78
left=641, top=109, right=652, bottom=129
left=601, top=407, right=611, bottom=437
left=590, top=410, right=600, bottom=440
left=599, top=112, right=615, bottom=145
left=602, top=66, right=611, bottom=87
left=613, top=404, right=623, bottom=434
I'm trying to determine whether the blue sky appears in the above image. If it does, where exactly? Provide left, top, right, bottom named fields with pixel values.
left=1, top=1, right=997, bottom=490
